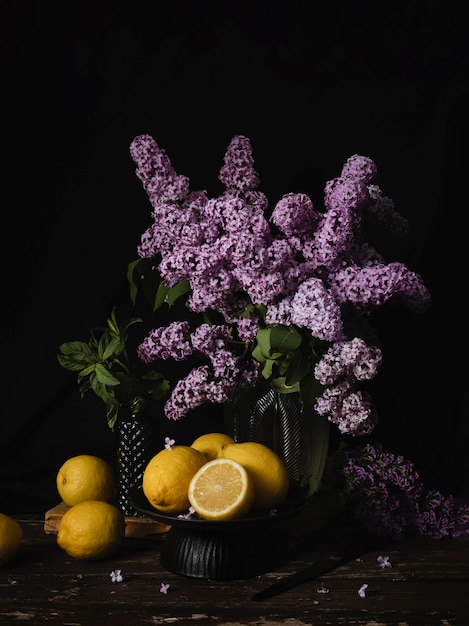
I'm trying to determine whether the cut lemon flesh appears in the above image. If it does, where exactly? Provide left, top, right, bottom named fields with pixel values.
left=188, top=458, right=254, bottom=521
left=220, top=441, right=290, bottom=509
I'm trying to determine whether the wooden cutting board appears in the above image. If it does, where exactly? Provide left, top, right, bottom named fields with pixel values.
left=44, top=501, right=171, bottom=539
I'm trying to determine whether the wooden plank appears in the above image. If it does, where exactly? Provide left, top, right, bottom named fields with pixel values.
left=5, top=518, right=468, bottom=626
left=44, top=502, right=170, bottom=538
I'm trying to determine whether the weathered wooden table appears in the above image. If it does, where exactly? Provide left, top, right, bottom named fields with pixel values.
left=1, top=513, right=468, bottom=625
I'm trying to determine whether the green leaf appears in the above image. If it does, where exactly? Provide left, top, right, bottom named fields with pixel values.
left=89, top=375, right=109, bottom=402
left=58, top=341, right=95, bottom=360
left=154, top=281, right=169, bottom=311
left=57, top=305, right=170, bottom=431
left=78, top=364, right=99, bottom=379
left=261, top=359, right=275, bottom=379
left=251, top=344, right=267, bottom=363
left=102, top=336, right=124, bottom=360
left=127, top=258, right=164, bottom=310
left=270, top=376, right=300, bottom=394
left=127, top=259, right=143, bottom=305
left=57, top=354, right=91, bottom=372
left=120, top=317, right=143, bottom=340
left=285, top=350, right=311, bottom=386
left=300, top=373, right=325, bottom=409
left=108, top=307, right=120, bottom=335
left=106, top=402, right=120, bottom=430
left=94, top=363, right=121, bottom=386
left=254, top=328, right=282, bottom=359
left=167, top=279, right=191, bottom=307
left=270, top=324, right=302, bottom=353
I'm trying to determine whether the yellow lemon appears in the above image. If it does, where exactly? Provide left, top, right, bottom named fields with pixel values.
left=0, top=514, right=23, bottom=566
left=57, top=501, right=125, bottom=560
left=190, top=432, right=235, bottom=461
left=142, top=445, right=207, bottom=514
left=56, top=454, right=116, bottom=506
left=188, top=458, right=254, bottom=521
left=220, top=442, right=290, bottom=509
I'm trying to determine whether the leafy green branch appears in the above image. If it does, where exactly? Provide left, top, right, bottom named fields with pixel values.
left=57, top=308, right=169, bottom=430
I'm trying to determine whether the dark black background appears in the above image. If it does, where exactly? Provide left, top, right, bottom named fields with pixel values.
left=2, top=0, right=468, bottom=514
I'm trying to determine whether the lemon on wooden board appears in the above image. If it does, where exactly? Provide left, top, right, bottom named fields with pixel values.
left=57, top=501, right=125, bottom=560
left=142, top=445, right=207, bottom=514
left=56, top=454, right=116, bottom=506
left=188, top=458, right=254, bottom=521
left=0, top=513, right=23, bottom=567
left=190, top=432, right=235, bottom=461
left=220, top=441, right=290, bottom=509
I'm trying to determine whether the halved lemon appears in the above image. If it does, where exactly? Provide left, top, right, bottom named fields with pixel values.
left=188, top=458, right=254, bottom=521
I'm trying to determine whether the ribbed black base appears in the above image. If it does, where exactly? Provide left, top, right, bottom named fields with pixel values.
left=160, top=525, right=291, bottom=580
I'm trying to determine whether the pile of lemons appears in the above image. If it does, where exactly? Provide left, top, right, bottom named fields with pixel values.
left=55, top=454, right=125, bottom=561
left=1, top=436, right=289, bottom=566
left=143, top=433, right=290, bottom=522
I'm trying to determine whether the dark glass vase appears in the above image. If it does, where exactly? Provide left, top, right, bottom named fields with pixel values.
left=224, top=382, right=330, bottom=495
left=115, top=407, right=160, bottom=517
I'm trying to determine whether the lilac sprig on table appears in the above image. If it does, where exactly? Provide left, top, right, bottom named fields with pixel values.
left=328, top=443, right=469, bottom=540
left=129, top=134, right=431, bottom=438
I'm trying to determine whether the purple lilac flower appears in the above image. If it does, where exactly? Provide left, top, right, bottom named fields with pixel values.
left=377, top=555, right=392, bottom=568
left=308, top=206, right=356, bottom=268
left=177, top=506, right=195, bottom=520
left=341, top=154, right=378, bottom=184
left=324, top=175, right=370, bottom=214
left=130, top=135, right=431, bottom=429
left=313, top=378, right=376, bottom=436
left=416, top=490, right=469, bottom=539
left=164, top=366, right=212, bottom=420
left=315, top=382, right=378, bottom=436
left=314, top=338, right=382, bottom=386
left=130, top=134, right=189, bottom=203
left=366, top=185, right=410, bottom=236
left=235, top=316, right=260, bottom=343
left=137, top=321, right=192, bottom=363
left=289, top=277, right=344, bottom=342
left=164, top=365, right=239, bottom=421
left=110, top=570, right=124, bottom=583
left=160, top=582, right=170, bottom=594
left=271, top=193, right=320, bottom=237
left=330, top=263, right=431, bottom=313
left=187, top=269, right=237, bottom=313
left=218, top=135, right=261, bottom=191
left=358, top=583, right=368, bottom=598
left=164, top=436, right=175, bottom=450
left=317, top=582, right=329, bottom=594
left=339, top=444, right=469, bottom=540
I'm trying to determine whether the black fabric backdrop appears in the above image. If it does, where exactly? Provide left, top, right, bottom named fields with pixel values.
left=2, top=0, right=468, bottom=514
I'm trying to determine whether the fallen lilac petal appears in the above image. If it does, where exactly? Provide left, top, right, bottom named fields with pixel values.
left=317, top=582, right=329, bottom=594
left=377, top=555, right=392, bottom=568
left=358, top=583, right=368, bottom=598
left=110, top=569, right=124, bottom=583
left=164, top=437, right=176, bottom=450
left=160, top=582, right=170, bottom=594
left=177, top=506, right=195, bottom=520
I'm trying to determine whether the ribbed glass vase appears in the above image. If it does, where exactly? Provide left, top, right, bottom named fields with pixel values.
left=224, top=382, right=330, bottom=496
left=115, top=406, right=160, bottom=517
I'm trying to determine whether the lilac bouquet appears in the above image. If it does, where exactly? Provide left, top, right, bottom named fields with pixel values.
left=128, top=134, right=431, bottom=438
left=326, top=443, right=469, bottom=540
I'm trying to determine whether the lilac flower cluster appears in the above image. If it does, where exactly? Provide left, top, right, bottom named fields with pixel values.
left=130, top=134, right=431, bottom=434
left=339, top=444, right=469, bottom=540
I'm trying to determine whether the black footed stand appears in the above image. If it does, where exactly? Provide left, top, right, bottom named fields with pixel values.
left=160, top=524, right=292, bottom=580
